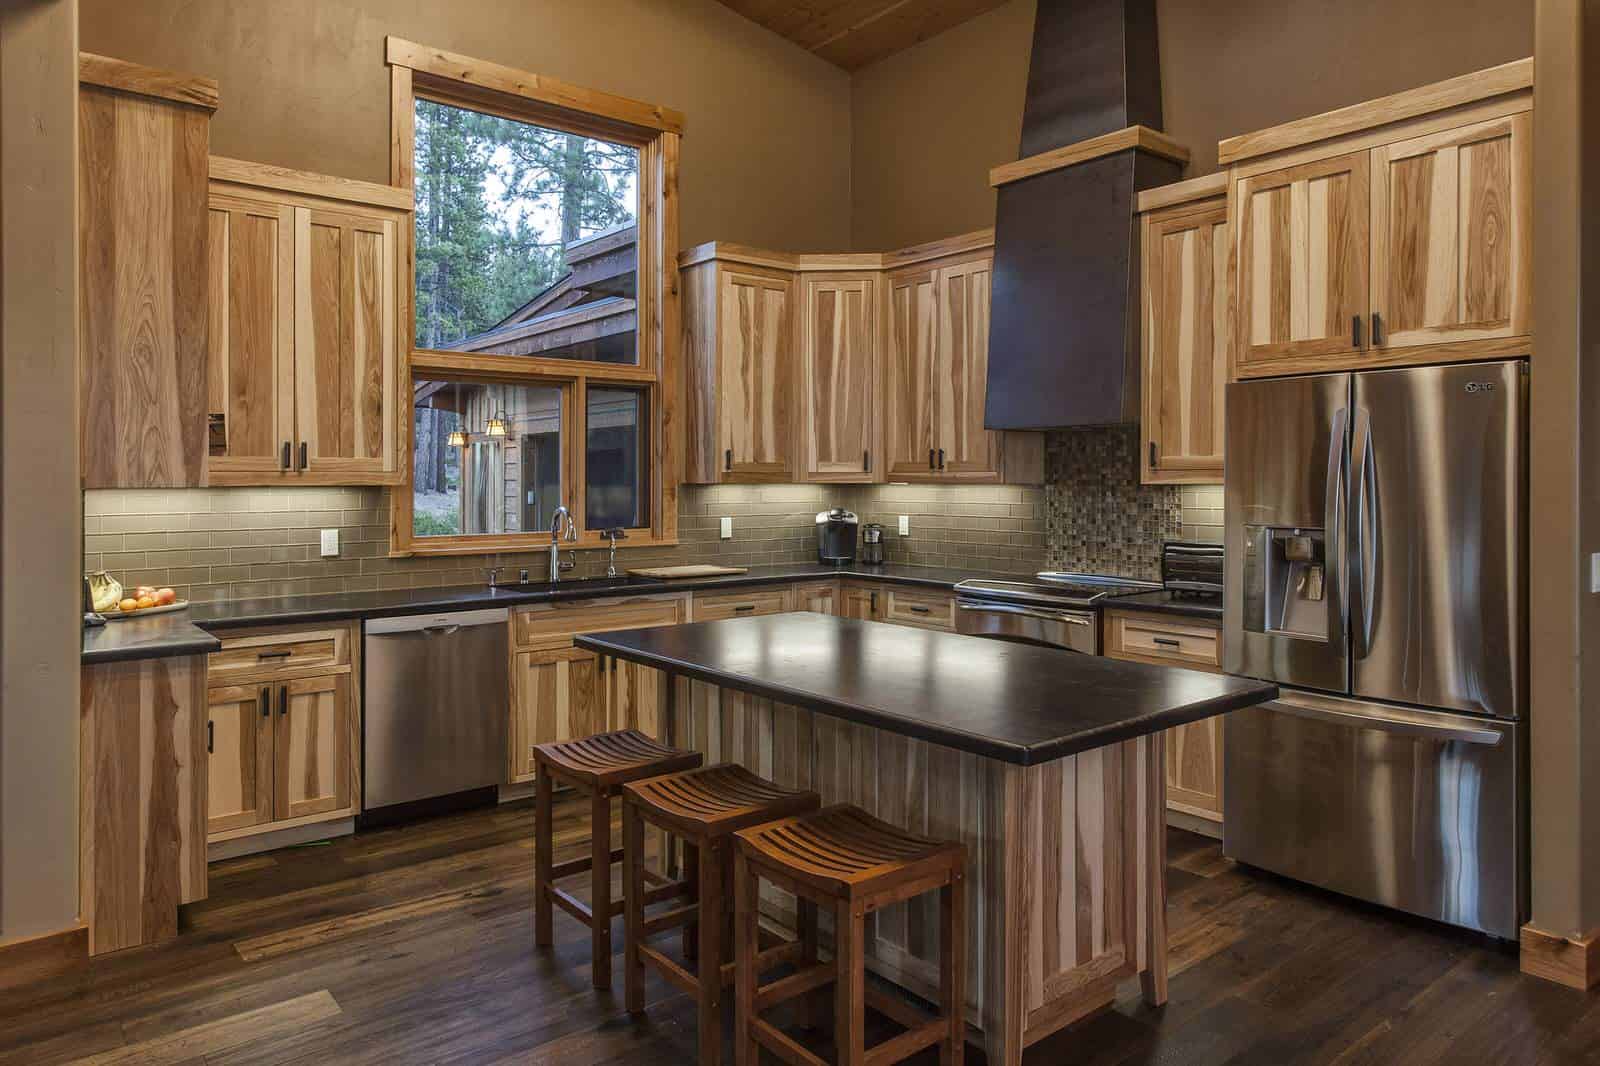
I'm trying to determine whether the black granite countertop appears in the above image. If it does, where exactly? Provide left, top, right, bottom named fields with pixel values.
left=81, top=612, right=222, bottom=666
left=1110, top=590, right=1225, bottom=621
left=81, top=563, right=1030, bottom=662
left=578, top=613, right=1275, bottom=765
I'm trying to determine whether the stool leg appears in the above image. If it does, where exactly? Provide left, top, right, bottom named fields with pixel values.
left=682, top=842, right=701, bottom=961
left=796, top=896, right=822, bottom=1030
left=623, top=800, right=646, bottom=1015
left=940, top=868, right=966, bottom=1066
left=534, top=768, right=553, bottom=948
left=733, top=850, right=759, bottom=1066
left=835, top=899, right=865, bottom=1066
left=591, top=787, right=613, bottom=990
left=698, top=841, right=726, bottom=1066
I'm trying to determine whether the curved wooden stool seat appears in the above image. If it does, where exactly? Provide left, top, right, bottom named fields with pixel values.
left=622, top=764, right=821, bottom=1065
left=733, top=804, right=967, bottom=1066
left=533, top=729, right=702, bottom=991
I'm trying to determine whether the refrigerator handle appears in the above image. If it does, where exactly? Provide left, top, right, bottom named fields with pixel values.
left=1324, top=405, right=1349, bottom=640
left=1349, top=407, right=1378, bottom=660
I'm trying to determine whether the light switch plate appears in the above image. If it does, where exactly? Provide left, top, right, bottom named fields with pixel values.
left=320, top=529, right=339, bottom=558
left=720, top=516, right=733, bottom=540
left=1591, top=552, right=1600, bottom=593
left=898, top=515, right=910, bottom=536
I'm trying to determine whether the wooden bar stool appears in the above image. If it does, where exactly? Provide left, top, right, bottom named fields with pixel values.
left=533, top=729, right=702, bottom=989
left=621, top=763, right=822, bottom=1065
left=732, top=804, right=966, bottom=1066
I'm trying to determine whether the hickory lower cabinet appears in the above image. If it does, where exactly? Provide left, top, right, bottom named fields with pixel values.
left=205, top=157, right=410, bottom=486
left=1138, top=174, right=1230, bottom=484
left=507, top=594, right=689, bottom=783
left=1104, top=609, right=1225, bottom=835
left=204, top=623, right=361, bottom=848
left=1226, top=58, right=1533, bottom=379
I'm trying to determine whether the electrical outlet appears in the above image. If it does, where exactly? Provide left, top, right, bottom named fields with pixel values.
left=720, top=516, right=734, bottom=540
left=897, top=515, right=910, bottom=536
left=320, top=529, right=339, bottom=558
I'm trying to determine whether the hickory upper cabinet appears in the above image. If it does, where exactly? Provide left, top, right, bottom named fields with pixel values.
left=799, top=274, right=878, bottom=482
left=680, top=246, right=797, bottom=483
left=78, top=54, right=216, bottom=489
left=1223, top=58, right=1533, bottom=379
left=1138, top=174, right=1230, bottom=484
left=206, top=157, right=410, bottom=486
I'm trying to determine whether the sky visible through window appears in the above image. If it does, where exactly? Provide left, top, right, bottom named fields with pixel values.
left=413, top=98, right=637, bottom=350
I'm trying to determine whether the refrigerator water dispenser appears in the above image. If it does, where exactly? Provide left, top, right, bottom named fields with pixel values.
left=1242, top=526, right=1329, bottom=640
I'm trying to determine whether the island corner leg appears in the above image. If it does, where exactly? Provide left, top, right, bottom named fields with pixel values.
left=1139, top=730, right=1169, bottom=1007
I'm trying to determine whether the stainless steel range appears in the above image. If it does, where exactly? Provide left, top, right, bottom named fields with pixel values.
left=954, top=573, right=1159, bottom=654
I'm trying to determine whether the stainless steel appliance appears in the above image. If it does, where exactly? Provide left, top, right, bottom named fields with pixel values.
left=363, top=608, right=509, bottom=814
left=1223, top=359, right=1528, bottom=938
left=1161, top=541, right=1223, bottom=597
left=815, top=508, right=858, bottom=564
left=860, top=523, right=885, bottom=565
left=954, top=573, right=1159, bottom=654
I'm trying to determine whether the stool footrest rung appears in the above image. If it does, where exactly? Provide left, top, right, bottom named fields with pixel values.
left=639, top=942, right=699, bottom=996
left=550, top=886, right=597, bottom=925
left=642, top=902, right=699, bottom=935
left=754, top=959, right=835, bottom=1012
left=643, top=878, right=690, bottom=906
left=550, top=846, right=623, bottom=882
left=751, top=1016, right=830, bottom=1066
left=863, top=987, right=937, bottom=1033
left=864, top=1018, right=946, bottom=1066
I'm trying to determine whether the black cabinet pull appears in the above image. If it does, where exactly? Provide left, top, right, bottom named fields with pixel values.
left=259, top=688, right=270, bottom=718
left=734, top=604, right=756, bottom=613
left=724, top=448, right=732, bottom=472
left=909, top=605, right=931, bottom=614
left=281, top=441, right=291, bottom=470
left=1371, top=312, right=1384, bottom=346
left=257, top=649, right=291, bottom=660
left=1152, top=637, right=1181, bottom=648
left=869, top=591, right=878, bottom=612
left=207, top=720, right=214, bottom=754
left=1352, top=314, right=1362, bottom=348
left=937, top=448, right=946, bottom=471
left=928, top=448, right=935, bottom=471
left=1149, top=441, right=1158, bottom=468
left=298, top=442, right=308, bottom=471
left=863, top=450, right=871, bottom=473
left=278, top=684, right=288, bottom=716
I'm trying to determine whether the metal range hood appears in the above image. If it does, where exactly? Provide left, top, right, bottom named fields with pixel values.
left=984, top=0, right=1185, bottom=430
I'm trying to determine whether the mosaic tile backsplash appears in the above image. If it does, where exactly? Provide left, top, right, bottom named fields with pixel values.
left=82, top=441, right=1219, bottom=602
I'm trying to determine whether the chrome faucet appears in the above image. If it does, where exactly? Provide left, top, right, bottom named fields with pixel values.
left=548, top=506, right=577, bottom=581
left=604, top=528, right=627, bottom=579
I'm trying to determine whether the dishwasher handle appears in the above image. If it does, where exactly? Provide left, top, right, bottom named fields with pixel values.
left=365, top=608, right=509, bottom=636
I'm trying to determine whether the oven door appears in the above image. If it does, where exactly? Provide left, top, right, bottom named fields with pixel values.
left=954, top=598, right=1097, bottom=653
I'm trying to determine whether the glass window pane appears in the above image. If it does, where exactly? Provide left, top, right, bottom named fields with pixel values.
left=585, top=387, right=649, bottom=531
left=412, top=377, right=563, bottom=537
left=413, top=98, right=639, bottom=364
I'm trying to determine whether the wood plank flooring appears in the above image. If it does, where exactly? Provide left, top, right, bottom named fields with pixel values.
left=2, top=795, right=1594, bottom=1064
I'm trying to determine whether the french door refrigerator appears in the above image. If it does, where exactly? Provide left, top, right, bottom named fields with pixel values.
left=1223, top=359, right=1527, bottom=938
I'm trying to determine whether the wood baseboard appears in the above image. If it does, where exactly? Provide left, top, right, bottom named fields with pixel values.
left=0, top=924, right=88, bottom=992
left=1520, top=924, right=1600, bottom=990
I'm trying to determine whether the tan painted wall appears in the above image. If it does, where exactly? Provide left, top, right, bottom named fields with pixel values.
left=77, top=0, right=853, bottom=251
left=851, top=0, right=1535, bottom=249
left=1, top=0, right=81, bottom=941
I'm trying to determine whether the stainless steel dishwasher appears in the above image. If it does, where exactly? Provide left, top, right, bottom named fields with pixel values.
left=363, top=608, right=508, bottom=814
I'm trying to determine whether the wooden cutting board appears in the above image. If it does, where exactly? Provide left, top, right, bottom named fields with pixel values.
left=627, top=565, right=749, bottom=578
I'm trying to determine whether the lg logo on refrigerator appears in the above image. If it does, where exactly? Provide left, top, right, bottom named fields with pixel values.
left=1464, top=381, right=1498, bottom=393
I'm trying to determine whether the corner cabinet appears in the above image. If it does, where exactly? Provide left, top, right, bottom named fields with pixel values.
left=679, top=236, right=1043, bottom=486
left=205, top=157, right=409, bottom=486
left=1138, top=175, right=1230, bottom=484
left=1225, top=58, right=1533, bottom=379
left=78, top=54, right=215, bottom=489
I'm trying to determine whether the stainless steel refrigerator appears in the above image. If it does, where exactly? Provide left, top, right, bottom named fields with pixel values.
left=1223, top=359, right=1527, bottom=938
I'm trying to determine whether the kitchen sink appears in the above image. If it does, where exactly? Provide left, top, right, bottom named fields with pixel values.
left=492, top=574, right=665, bottom=595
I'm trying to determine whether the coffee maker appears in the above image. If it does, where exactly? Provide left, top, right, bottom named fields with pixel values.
left=815, top=508, right=858, bottom=564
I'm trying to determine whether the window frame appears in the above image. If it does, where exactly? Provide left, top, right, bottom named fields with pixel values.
left=385, top=37, right=680, bottom=557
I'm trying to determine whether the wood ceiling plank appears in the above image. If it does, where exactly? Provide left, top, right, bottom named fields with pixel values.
left=714, top=0, right=1008, bottom=71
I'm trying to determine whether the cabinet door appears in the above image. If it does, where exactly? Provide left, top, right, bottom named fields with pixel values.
left=206, top=193, right=296, bottom=482
left=800, top=275, right=877, bottom=481
left=1143, top=204, right=1230, bottom=484
left=718, top=269, right=794, bottom=482
left=274, top=673, right=353, bottom=821
left=603, top=657, right=667, bottom=738
left=792, top=580, right=838, bottom=615
left=839, top=583, right=880, bottom=620
left=883, top=270, right=939, bottom=479
left=206, top=684, right=274, bottom=837
left=1236, top=152, right=1369, bottom=370
left=509, top=647, right=603, bottom=783
left=294, top=207, right=399, bottom=480
left=1370, top=113, right=1532, bottom=351
left=933, top=257, right=1004, bottom=480
left=1167, top=717, right=1224, bottom=822
left=692, top=587, right=792, bottom=621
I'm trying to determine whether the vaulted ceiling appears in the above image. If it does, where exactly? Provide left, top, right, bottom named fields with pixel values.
left=713, top=0, right=1011, bottom=71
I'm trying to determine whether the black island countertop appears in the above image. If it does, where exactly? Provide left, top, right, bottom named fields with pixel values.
left=577, top=613, right=1275, bottom=765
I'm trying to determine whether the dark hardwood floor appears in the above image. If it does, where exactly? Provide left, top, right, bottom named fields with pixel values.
left=2, top=796, right=1593, bottom=1065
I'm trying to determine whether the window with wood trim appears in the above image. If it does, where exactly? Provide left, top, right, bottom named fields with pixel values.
left=385, top=38, right=680, bottom=556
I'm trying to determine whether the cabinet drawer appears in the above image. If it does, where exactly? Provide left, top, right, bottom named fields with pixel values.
left=882, top=588, right=955, bottom=630
left=693, top=587, right=790, bottom=621
left=209, top=626, right=351, bottom=680
left=513, top=595, right=687, bottom=650
left=1104, top=610, right=1220, bottom=669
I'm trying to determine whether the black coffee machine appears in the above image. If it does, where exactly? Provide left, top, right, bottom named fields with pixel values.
left=815, top=508, right=858, bottom=564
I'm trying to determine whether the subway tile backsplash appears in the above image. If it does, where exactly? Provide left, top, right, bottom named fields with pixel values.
left=82, top=456, right=1220, bottom=603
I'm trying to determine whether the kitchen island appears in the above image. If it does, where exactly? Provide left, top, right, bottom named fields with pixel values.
left=577, top=612, right=1277, bottom=1065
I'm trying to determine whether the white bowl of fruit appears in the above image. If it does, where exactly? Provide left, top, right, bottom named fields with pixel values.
left=108, top=585, right=185, bottom=618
